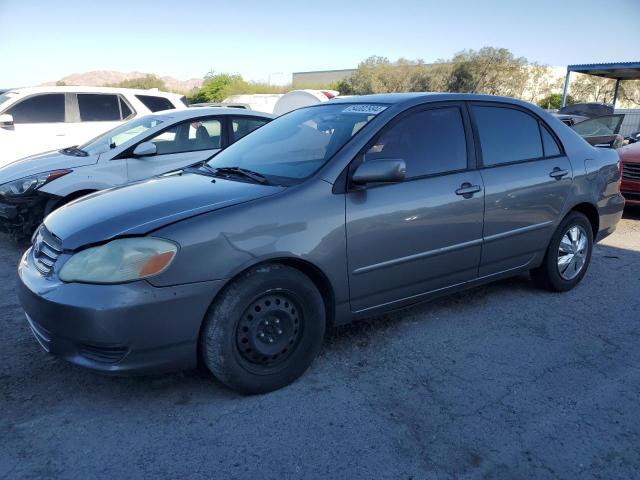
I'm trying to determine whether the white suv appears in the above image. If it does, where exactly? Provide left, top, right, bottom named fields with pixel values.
left=0, top=86, right=187, bottom=166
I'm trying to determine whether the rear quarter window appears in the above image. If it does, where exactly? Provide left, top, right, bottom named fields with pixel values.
left=540, top=125, right=562, bottom=157
left=135, top=95, right=175, bottom=112
left=231, top=117, right=270, bottom=143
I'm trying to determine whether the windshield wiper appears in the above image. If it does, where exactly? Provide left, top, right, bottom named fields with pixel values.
left=210, top=166, right=268, bottom=184
left=182, top=163, right=218, bottom=179
left=60, top=145, right=88, bottom=157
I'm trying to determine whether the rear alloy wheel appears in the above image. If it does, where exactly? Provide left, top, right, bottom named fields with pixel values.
left=530, top=211, right=593, bottom=292
left=556, top=225, right=589, bottom=280
left=200, top=264, right=325, bottom=394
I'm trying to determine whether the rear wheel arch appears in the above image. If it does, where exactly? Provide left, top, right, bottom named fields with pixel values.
left=568, top=202, right=599, bottom=238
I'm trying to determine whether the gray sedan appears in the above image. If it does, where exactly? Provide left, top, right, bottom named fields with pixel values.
left=18, top=93, right=624, bottom=393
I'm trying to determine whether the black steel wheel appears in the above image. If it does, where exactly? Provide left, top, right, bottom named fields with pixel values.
left=200, top=264, right=326, bottom=394
left=235, top=292, right=303, bottom=368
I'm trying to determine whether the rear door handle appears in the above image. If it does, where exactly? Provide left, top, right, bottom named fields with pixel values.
left=455, top=183, right=482, bottom=198
left=549, top=168, right=569, bottom=179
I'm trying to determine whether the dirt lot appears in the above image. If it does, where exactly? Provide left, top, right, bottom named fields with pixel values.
left=1, top=210, right=639, bottom=480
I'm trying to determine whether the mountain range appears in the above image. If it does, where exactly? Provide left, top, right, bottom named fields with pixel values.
left=42, top=70, right=203, bottom=92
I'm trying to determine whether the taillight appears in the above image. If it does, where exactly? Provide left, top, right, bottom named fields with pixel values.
left=617, top=156, right=623, bottom=188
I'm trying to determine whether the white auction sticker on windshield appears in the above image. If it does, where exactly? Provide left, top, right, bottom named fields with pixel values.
left=342, top=104, right=388, bottom=115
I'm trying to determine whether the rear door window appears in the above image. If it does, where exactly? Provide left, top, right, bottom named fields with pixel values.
left=7, top=94, right=65, bottom=123
left=231, top=117, right=270, bottom=143
left=365, top=106, right=468, bottom=178
left=187, top=118, right=222, bottom=150
left=135, top=95, right=175, bottom=112
left=78, top=94, right=121, bottom=122
left=472, top=106, right=543, bottom=166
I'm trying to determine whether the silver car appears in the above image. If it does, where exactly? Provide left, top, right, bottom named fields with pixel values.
left=18, top=93, right=625, bottom=393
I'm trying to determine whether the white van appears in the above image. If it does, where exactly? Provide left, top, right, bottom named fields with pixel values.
left=0, top=86, right=187, bottom=166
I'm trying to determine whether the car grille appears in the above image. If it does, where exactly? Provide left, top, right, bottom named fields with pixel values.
left=622, top=190, right=640, bottom=201
left=32, top=227, right=63, bottom=276
left=622, top=162, right=640, bottom=181
left=79, top=344, right=128, bottom=364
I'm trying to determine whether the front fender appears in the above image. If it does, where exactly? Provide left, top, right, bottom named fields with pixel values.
left=39, top=178, right=115, bottom=198
left=147, top=179, right=350, bottom=311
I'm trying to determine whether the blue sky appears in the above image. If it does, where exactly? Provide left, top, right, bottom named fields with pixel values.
left=0, top=0, right=638, bottom=87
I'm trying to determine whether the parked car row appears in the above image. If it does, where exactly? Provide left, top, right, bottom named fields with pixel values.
left=11, top=92, right=624, bottom=394
left=551, top=103, right=640, bottom=204
left=0, top=107, right=273, bottom=236
left=0, top=86, right=188, bottom=166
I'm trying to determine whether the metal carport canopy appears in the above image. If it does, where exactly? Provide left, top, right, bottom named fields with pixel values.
left=561, top=61, right=640, bottom=108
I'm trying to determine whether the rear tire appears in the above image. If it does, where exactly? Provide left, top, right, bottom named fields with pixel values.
left=530, top=211, right=593, bottom=292
left=200, top=263, right=326, bottom=394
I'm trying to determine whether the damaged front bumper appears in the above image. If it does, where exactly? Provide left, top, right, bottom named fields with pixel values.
left=0, top=194, right=54, bottom=238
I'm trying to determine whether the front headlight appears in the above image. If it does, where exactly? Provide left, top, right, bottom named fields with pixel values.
left=59, top=237, right=178, bottom=284
left=0, top=170, right=71, bottom=197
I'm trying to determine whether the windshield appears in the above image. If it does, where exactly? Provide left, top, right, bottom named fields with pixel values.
left=79, top=115, right=164, bottom=155
left=0, top=94, right=11, bottom=106
left=572, top=115, right=624, bottom=137
left=206, top=103, right=385, bottom=182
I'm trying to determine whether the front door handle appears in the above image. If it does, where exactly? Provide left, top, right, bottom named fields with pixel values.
left=549, top=168, right=569, bottom=179
left=455, top=183, right=482, bottom=198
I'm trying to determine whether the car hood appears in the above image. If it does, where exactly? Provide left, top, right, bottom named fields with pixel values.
left=45, top=173, right=286, bottom=250
left=0, top=150, right=98, bottom=183
left=618, top=143, right=640, bottom=163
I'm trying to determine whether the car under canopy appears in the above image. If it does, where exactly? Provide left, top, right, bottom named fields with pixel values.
left=561, top=61, right=640, bottom=108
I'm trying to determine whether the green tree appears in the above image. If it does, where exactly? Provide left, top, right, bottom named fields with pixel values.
left=111, top=74, right=167, bottom=91
left=537, top=93, right=575, bottom=110
left=188, top=71, right=293, bottom=103
left=336, top=48, right=544, bottom=99
left=619, top=80, right=640, bottom=107
left=446, top=47, right=529, bottom=97
left=335, top=56, right=435, bottom=95
left=569, top=74, right=615, bottom=104
left=188, top=71, right=246, bottom=103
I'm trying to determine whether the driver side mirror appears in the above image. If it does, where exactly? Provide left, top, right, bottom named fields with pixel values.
left=0, top=113, right=14, bottom=128
left=132, top=142, right=157, bottom=157
left=352, top=158, right=406, bottom=186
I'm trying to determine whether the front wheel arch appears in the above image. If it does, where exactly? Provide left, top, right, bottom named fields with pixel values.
left=44, top=190, right=97, bottom=216
left=196, top=257, right=336, bottom=366
left=198, top=262, right=327, bottom=393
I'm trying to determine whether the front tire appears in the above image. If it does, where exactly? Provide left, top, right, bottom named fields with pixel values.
left=200, top=264, right=326, bottom=394
left=530, top=211, right=593, bottom=292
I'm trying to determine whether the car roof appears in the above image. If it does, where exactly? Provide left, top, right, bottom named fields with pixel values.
left=150, top=107, right=275, bottom=121
left=2, top=85, right=183, bottom=98
left=328, top=92, right=540, bottom=109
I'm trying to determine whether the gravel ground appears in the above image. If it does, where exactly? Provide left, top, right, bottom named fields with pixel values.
left=1, top=210, right=639, bottom=480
